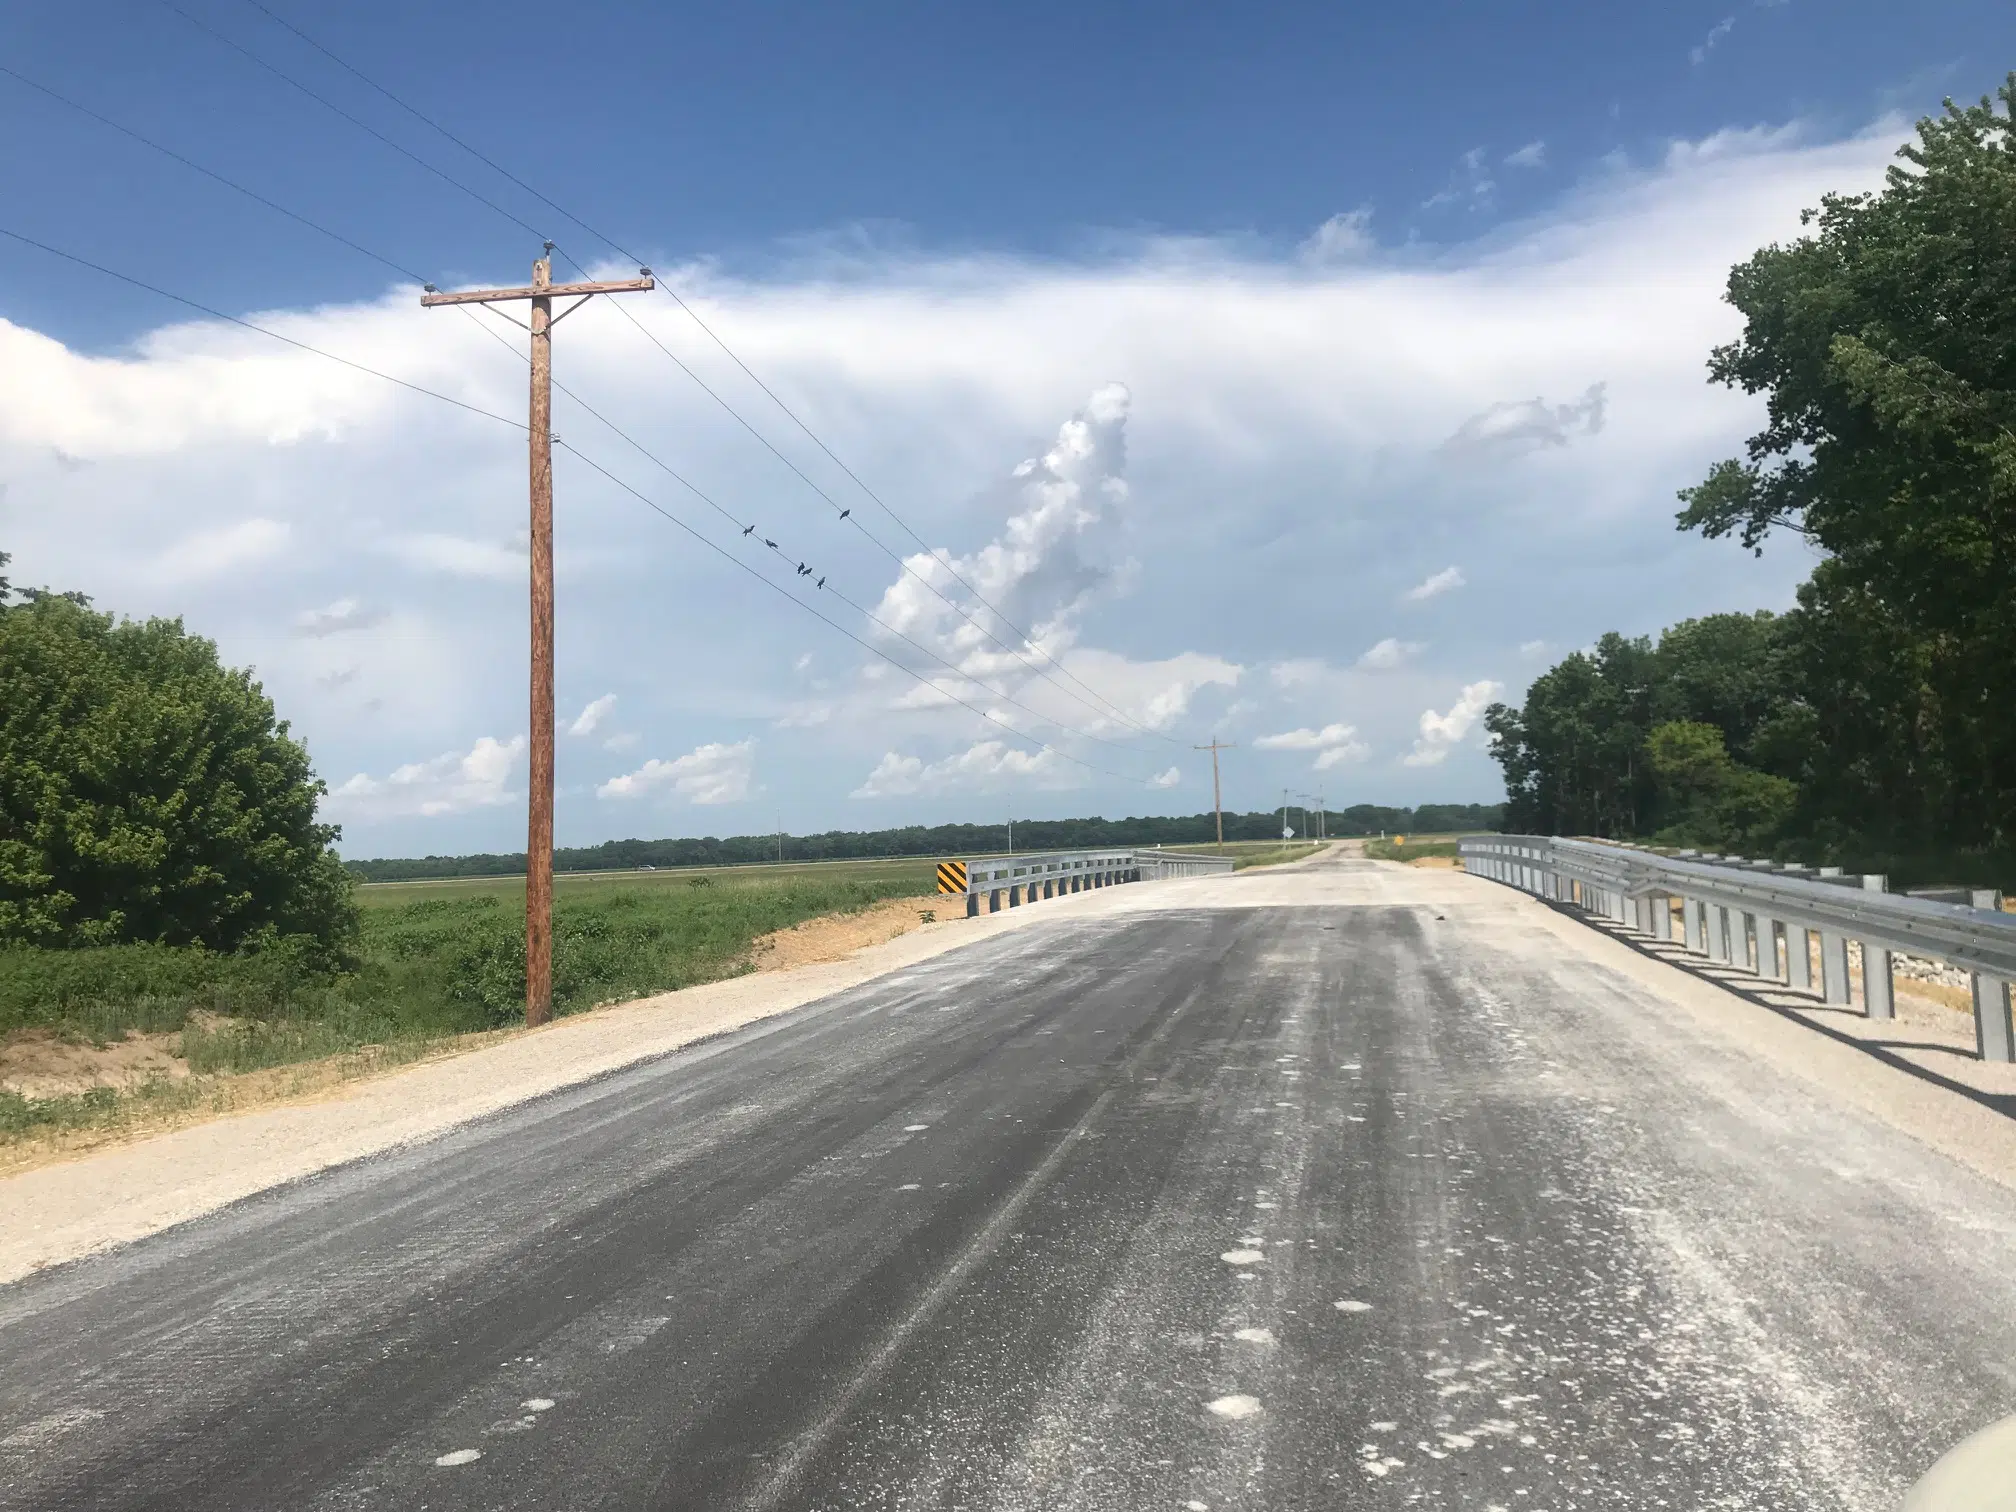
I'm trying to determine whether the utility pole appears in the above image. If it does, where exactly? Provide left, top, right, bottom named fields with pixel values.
left=1281, top=788, right=1291, bottom=841
left=1193, top=737, right=1235, bottom=850
left=421, top=250, right=653, bottom=1028
left=1008, top=815, right=1014, bottom=855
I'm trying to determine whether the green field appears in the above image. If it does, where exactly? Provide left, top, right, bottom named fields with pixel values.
left=1, top=866, right=938, bottom=1137
left=357, top=854, right=942, bottom=907
left=1363, top=834, right=1467, bottom=862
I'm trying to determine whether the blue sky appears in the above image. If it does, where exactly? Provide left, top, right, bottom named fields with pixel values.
left=3, top=1, right=2013, bottom=856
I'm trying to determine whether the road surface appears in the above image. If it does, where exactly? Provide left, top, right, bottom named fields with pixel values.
left=4, top=849, right=2015, bottom=1509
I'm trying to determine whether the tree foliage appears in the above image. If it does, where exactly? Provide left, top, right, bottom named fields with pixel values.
left=0, top=595, right=356, bottom=959
left=1676, top=76, right=2016, bottom=849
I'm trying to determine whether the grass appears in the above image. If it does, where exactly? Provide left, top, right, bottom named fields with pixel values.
left=356, top=854, right=941, bottom=907
left=0, top=869, right=935, bottom=1142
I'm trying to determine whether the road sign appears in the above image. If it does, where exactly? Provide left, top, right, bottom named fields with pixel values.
left=1282, top=826, right=1294, bottom=840
left=935, top=860, right=969, bottom=895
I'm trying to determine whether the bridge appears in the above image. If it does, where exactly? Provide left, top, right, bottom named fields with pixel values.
left=2, top=844, right=2013, bottom=1508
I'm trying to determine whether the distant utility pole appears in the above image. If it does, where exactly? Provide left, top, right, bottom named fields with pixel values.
left=1193, top=737, right=1235, bottom=850
left=421, top=249, right=653, bottom=1028
left=1281, top=788, right=1291, bottom=841
left=1008, top=815, right=1014, bottom=855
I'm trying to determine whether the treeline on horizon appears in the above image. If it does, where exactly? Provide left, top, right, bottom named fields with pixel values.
left=342, top=804, right=1507, bottom=882
left=1485, top=82, right=2016, bottom=891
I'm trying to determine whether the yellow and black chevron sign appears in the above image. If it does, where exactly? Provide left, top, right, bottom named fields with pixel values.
left=935, top=860, right=969, bottom=895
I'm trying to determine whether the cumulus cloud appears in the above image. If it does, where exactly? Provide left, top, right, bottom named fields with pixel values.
left=1405, top=681, right=1502, bottom=767
left=155, top=518, right=288, bottom=583
left=293, top=597, right=384, bottom=637
left=1404, top=567, right=1466, bottom=603
left=325, top=734, right=524, bottom=819
left=598, top=740, right=754, bottom=804
left=1355, top=637, right=1424, bottom=670
left=1519, top=638, right=1550, bottom=658
left=1505, top=140, right=1547, bottom=170
left=1254, top=722, right=1369, bottom=769
left=568, top=693, right=618, bottom=737
left=851, top=740, right=1067, bottom=798
left=1301, top=208, right=1375, bottom=261
left=1149, top=766, right=1181, bottom=789
left=1442, top=383, right=1607, bottom=455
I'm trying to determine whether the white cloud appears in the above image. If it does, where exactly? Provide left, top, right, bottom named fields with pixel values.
left=568, top=693, right=618, bottom=737
left=1149, top=766, right=1181, bottom=788
left=1254, top=722, right=1369, bottom=770
left=1301, top=208, right=1375, bottom=261
left=324, top=734, right=524, bottom=819
left=1443, top=382, right=1606, bottom=455
left=1405, top=681, right=1502, bottom=767
left=1404, top=567, right=1466, bottom=603
left=0, top=109, right=1903, bottom=849
left=603, top=731, right=641, bottom=752
left=1355, top=637, right=1423, bottom=671
left=294, top=597, right=384, bottom=637
left=1424, top=146, right=1495, bottom=210
left=388, top=533, right=526, bottom=580
left=1519, top=638, right=1549, bottom=658
left=1505, top=140, right=1547, bottom=170
left=1692, top=15, right=1736, bottom=64
left=597, top=740, right=754, bottom=804
left=851, top=740, right=1067, bottom=798
left=155, top=518, right=288, bottom=583
left=1268, top=659, right=1328, bottom=689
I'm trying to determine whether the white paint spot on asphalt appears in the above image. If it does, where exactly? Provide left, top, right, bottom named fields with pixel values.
left=1205, top=1394, right=1262, bottom=1420
left=522, top=1399, right=555, bottom=1412
left=898, top=1183, right=922, bottom=1191
left=1371, top=1421, right=1397, bottom=1432
left=1361, top=1461, right=1389, bottom=1477
left=1335, top=1299, right=1372, bottom=1312
left=1254, top=1201, right=1278, bottom=1209
left=434, top=1449, right=482, bottom=1467
left=1221, top=1250, right=1264, bottom=1265
left=1186, top=1501, right=1210, bottom=1510
left=904, top=1124, right=930, bottom=1132
left=1233, top=1327, right=1276, bottom=1344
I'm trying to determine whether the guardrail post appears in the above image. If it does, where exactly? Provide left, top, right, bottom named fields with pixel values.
left=1788, top=925, right=1813, bottom=991
left=1863, top=945, right=1894, bottom=1019
left=967, top=891, right=979, bottom=919
left=1756, top=916, right=1783, bottom=980
left=1682, top=898, right=1702, bottom=952
left=1739, top=913, right=1759, bottom=972
left=1974, top=974, right=2015, bottom=1063
left=990, top=888, right=1002, bottom=913
left=1820, top=932, right=1851, bottom=1004
left=1710, top=905, right=1731, bottom=962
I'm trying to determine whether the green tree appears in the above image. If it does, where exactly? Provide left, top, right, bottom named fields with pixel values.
left=0, top=596, right=356, bottom=959
left=1644, top=720, right=1797, bottom=852
left=1677, top=76, right=2016, bottom=846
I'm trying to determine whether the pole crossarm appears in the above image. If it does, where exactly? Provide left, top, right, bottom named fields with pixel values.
left=419, top=276, right=654, bottom=305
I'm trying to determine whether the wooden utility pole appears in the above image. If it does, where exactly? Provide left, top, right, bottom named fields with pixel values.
left=421, top=251, right=653, bottom=1026
left=1193, top=738, right=1235, bottom=850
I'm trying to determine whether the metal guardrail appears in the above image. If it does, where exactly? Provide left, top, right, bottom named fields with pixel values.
left=1460, top=834, right=2016, bottom=1063
left=947, top=847, right=1235, bottom=917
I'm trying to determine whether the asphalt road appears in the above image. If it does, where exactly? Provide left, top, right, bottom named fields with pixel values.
left=5, top=856, right=2016, bottom=1509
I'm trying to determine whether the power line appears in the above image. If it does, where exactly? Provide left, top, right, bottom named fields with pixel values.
left=460, top=306, right=1165, bottom=759
left=217, top=0, right=1180, bottom=744
left=0, top=224, right=521, bottom=433
left=5, top=61, right=1160, bottom=773
left=2, top=220, right=1160, bottom=788
left=552, top=441, right=1156, bottom=788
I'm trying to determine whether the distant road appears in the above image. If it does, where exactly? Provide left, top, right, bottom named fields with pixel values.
left=4, top=849, right=2013, bottom=1509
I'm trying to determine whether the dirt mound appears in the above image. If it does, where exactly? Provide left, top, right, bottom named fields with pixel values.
left=748, top=896, right=940, bottom=973
left=1, top=1029, right=191, bottom=1100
